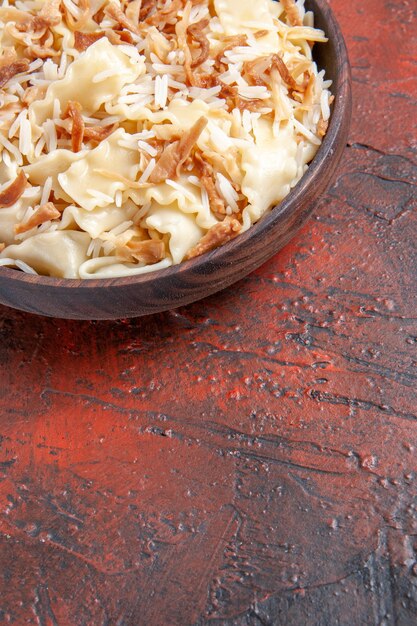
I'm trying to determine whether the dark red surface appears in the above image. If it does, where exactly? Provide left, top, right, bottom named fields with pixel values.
left=1, top=0, right=416, bottom=624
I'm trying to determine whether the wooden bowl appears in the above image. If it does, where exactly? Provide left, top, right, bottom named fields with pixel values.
left=0, top=0, right=352, bottom=320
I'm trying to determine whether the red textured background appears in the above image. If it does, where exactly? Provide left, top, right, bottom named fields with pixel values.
left=1, top=0, right=416, bottom=624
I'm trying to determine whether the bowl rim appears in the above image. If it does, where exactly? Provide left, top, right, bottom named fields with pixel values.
left=0, top=0, right=351, bottom=291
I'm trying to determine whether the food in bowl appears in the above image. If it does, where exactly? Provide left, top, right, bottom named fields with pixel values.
left=0, top=0, right=333, bottom=279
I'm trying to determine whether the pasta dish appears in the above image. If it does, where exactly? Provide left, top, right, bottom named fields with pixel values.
left=0, top=0, right=333, bottom=278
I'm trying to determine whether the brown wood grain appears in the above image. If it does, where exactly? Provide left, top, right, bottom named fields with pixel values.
left=0, top=0, right=352, bottom=320
left=0, top=0, right=416, bottom=625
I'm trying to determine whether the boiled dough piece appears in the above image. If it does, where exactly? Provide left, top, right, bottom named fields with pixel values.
left=214, top=0, right=279, bottom=50
left=58, top=129, right=141, bottom=211
left=25, top=149, right=87, bottom=202
left=130, top=178, right=218, bottom=231
left=59, top=202, right=138, bottom=239
left=29, top=38, right=145, bottom=128
left=0, top=192, right=41, bottom=246
left=241, top=119, right=298, bottom=224
left=0, top=231, right=90, bottom=278
left=145, top=205, right=204, bottom=264
left=79, top=256, right=172, bottom=279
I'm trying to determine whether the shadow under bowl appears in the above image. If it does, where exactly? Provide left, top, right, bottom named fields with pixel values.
left=0, top=0, right=352, bottom=320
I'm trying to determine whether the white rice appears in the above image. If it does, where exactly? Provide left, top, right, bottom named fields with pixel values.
left=28, top=59, right=44, bottom=72
left=22, top=186, right=41, bottom=199
left=19, top=117, right=32, bottom=156
left=168, top=77, right=188, bottom=91
left=7, top=258, right=38, bottom=275
left=166, top=179, right=196, bottom=202
left=103, top=241, right=116, bottom=256
left=118, top=45, right=143, bottom=61
left=320, top=90, right=331, bottom=121
left=115, top=190, right=123, bottom=208
left=208, top=123, right=233, bottom=151
left=293, top=118, right=321, bottom=145
left=109, top=220, right=134, bottom=237
left=118, top=137, right=140, bottom=150
left=0, top=258, right=17, bottom=268
left=62, top=0, right=83, bottom=19
left=87, top=239, right=103, bottom=258
left=28, top=77, right=54, bottom=87
left=216, top=173, right=239, bottom=211
left=133, top=203, right=151, bottom=223
left=96, top=115, right=122, bottom=126
left=136, top=130, right=156, bottom=140
left=43, top=59, right=59, bottom=81
left=8, top=72, right=36, bottom=86
left=207, top=98, right=227, bottom=110
left=225, top=47, right=262, bottom=63
left=220, top=67, right=245, bottom=86
left=87, top=238, right=96, bottom=257
left=242, top=109, right=252, bottom=134
left=209, top=17, right=224, bottom=33
left=118, top=93, right=153, bottom=106
left=138, top=140, right=158, bottom=157
left=37, top=220, right=53, bottom=233
left=58, top=52, right=68, bottom=78
left=17, top=260, right=38, bottom=274
left=201, top=188, right=210, bottom=215
left=0, top=134, right=23, bottom=164
left=40, top=177, right=53, bottom=206
left=190, top=4, right=209, bottom=22
left=154, top=75, right=169, bottom=109
left=43, top=120, right=57, bottom=152
left=8, top=109, right=28, bottom=139
left=312, top=106, right=321, bottom=125
left=139, top=158, right=156, bottom=184
left=0, top=179, right=13, bottom=193
left=238, top=85, right=270, bottom=100
left=52, top=98, right=61, bottom=120
left=34, top=136, right=46, bottom=158
left=93, top=69, right=129, bottom=83
left=1, top=150, right=12, bottom=168
left=151, top=62, right=184, bottom=74
left=188, top=86, right=222, bottom=102
left=21, top=205, right=36, bottom=224
left=87, top=189, right=114, bottom=203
